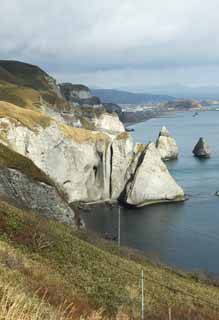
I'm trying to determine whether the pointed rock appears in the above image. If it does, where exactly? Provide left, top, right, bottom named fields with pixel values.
left=156, top=126, right=178, bottom=160
left=124, top=142, right=185, bottom=207
left=193, top=137, right=211, bottom=158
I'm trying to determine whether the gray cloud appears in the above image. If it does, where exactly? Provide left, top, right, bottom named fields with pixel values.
left=1, top=0, right=219, bottom=90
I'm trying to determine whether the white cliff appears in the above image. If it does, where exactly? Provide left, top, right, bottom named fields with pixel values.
left=94, top=112, right=125, bottom=133
left=156, top=126, right=178, bottom=160
left=0, top=143, right=75, bottom=225
left=124, top=142, right=184, bottom=207
left=0, top=102, right=133, bottom=204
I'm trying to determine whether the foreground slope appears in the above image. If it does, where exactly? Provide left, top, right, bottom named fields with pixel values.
left=0, top=200, right=219, bottom=319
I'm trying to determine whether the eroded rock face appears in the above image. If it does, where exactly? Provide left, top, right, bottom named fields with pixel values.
left=94, top=113, right=125, bottom=133
left=0, top=108, right=132, bottom=204
left=156, top=126, right=178, bottom=160
left=193, top=137, right=211, bottom=158
left=59, top=83, right=92, bottom=101
left=0, top=102, right=185, bottom=209
left=0, top=168, right=75, bottom=224
left=124, top=143, right=184, bottom=207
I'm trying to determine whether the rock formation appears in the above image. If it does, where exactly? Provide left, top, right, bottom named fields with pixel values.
left=193, top=137, right=211, bottom=158
left=0, top=143, right=75, bottom=225
left=156, top=126, right=178, bottom=160
left=59, top=83, right=92, bottom=101
left=0, top=101, right=185, bottom=209
left=0, top=102, right=132, bottom=204
left=94, top=113, right=125, bottom=133
left=0, top=60, right=186, bottom=212
left=123, top=143, right=184, bottom=207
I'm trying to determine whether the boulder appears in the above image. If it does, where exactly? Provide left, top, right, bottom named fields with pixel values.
left=193, top=137, right=211, bottom=158
left=123, top=142, right=185, bottom=207
left=156, top=126, right=178, bottom=160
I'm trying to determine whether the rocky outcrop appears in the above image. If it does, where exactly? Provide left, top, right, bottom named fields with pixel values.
left=0, top=101, right=185, bottom=209
left=59, top=83, right=92, bottom=102
left=0, top=143, right=75, bottom=225
left=156, top=126, right=178, bottom=160
left=193, top=138, right=211, bottom=158
left=94, top=113, right=125, bottom=133
left=123, top=143, right=184, bottom=207
left=0, top=102, right=132, bottom=204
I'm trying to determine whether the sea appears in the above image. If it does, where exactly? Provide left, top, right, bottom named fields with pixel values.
left=82, top=109, right=219, bottom=277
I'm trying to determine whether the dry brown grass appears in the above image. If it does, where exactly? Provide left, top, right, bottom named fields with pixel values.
left=60, top=123, right=109, bottom=143
left=0, top=101, right=52, bottom=131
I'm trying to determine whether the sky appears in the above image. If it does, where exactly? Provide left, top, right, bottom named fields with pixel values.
left=1, top=0, right=219, bottom=92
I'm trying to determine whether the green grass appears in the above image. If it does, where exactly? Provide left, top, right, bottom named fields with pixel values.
left=0, top=200, right=219, bottom=319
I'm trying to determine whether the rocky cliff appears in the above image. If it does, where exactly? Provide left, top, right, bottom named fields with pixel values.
left=123, top=143, right=184, bottom=207
left=0, top=102, right=132, bottom=204
left=0, top=101, right=184, bottom=209
left=156, top=126, right=178, bottom=160
left=0, top=142, right=75, bottom=224
left=0, top=61, right=125, bottom=133
left=0, top=60, right=185, bottom=213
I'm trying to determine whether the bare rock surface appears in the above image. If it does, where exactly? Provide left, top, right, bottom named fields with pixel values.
left=124, top=142, right=184, bottom=207
left=0, top=143, right=75, bottom=225
left=193, top=137, right=211, bottom=158
left=156, top=126, right=178, bottom=160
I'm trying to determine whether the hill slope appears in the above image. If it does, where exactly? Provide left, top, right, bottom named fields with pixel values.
left=0, top=60, right=69, bottom=111
left=0, top=200, right=219, bottom=319
left=91, top=89, right=175, bottom=104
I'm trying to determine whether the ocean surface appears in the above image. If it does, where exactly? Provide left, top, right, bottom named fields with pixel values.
left=82, top=110, right=219, bottom=276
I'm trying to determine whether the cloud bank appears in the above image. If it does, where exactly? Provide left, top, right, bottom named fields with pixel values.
left=1, top=0, right=219, bottom=90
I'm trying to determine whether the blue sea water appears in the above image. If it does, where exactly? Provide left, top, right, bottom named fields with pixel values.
left=82, top=110, right=219, bottom=276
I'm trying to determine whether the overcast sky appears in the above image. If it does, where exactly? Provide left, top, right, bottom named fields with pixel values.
left=1, top=0, right=219, bottom=91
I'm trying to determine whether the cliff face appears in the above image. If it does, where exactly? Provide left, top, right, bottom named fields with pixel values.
left=0, top=142, right=75, bottom=224
left=0, top=61, right=185, bottom=211
left=94, top=112, right=125, bottom=133
left=59, top=83, right=92, bottom=101
left=0, top=61, right=125, bottom=133
left=123, top=143, right=184, bottom=207
left=156, top=126, right=178, bottom=160
left=0, top=102, right=132, bottom=204
left=0, top=101, right=184, bottom=208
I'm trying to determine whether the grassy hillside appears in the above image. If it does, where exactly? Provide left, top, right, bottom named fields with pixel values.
left=0, top=200, right=219, bottom=319
left=0, top=60, right=69, bottom=111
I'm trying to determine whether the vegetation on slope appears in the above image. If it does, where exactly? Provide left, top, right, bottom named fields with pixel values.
left=0, top=60, right=69, bottom=110
left=0, top=101, right=52, bottom=131
left=0, top=142, right=54, bottom=187
left=0, top=200, right=219, bottom=319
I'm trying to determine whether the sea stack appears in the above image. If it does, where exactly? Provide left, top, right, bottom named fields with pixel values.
left=156, top=126, right=178, bottom=160
left=124, top=142, right=185, bottom=207
left=193, top=137, right=211, bottom=158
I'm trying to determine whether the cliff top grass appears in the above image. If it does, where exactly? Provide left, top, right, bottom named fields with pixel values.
left=116, top=131, right=129, bottom=140
left=0, top=101, right=52, bottom=131
left=0, top=143, right=54, bottom=187
left=135, top=143, right=146, bottom=154
left=0, top=200, right=219, bottom=319
left=60, top=123, right=110, bottom=143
